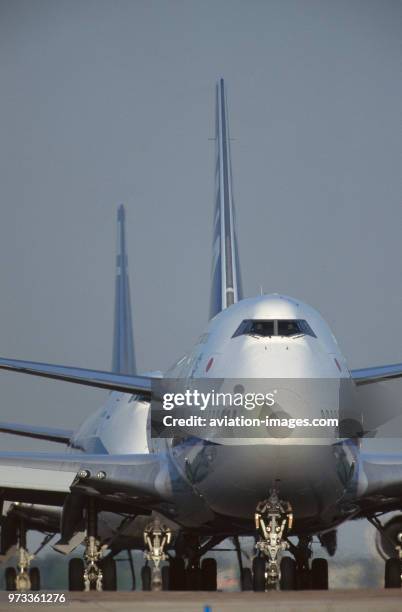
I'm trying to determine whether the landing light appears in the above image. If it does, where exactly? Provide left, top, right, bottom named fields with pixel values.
left=78, top=469, right=90, bottom=479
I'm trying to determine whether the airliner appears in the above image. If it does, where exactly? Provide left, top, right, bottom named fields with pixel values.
left=0, top=79, right=402, bottom=593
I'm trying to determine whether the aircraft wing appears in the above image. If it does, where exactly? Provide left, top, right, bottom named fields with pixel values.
left=351, top=363, right=402, bottom=385
left=0, top=451, right=166, bottom=506
left=0, top=357, right=153, bottom=397
left=0, top=422, right=73, bottom=444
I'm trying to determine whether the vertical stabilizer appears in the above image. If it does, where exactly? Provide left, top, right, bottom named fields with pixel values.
left=210, top=78, right=243, bottom=319
left=112, top=205, right=136, bottom=375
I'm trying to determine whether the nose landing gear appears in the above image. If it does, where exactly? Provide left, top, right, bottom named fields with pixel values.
left=254, top=486, right=293, bottom=590
left=253, top=488, right=329, bottom=591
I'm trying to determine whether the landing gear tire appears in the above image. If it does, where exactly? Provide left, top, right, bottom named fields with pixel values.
left=280, top=556, right=297, bottom=591
left=201, top=558, right=217, bottom=591
left=169, top=558, right=186, bottom=591
left=5, top=567, right=16, bottom=591
left=385, top=558, right=402, bottom=588
left=311, top=558, right=328, bottom=590
left=141, top=565, right=152, bottom=591
left=29, top=567, right=40, bottom=591
left=100, top=558, right=117, bottom=591
left=252, top=557, right=265, bottom=592
left=161, top=565, right=170, bottom=590
left=241, top=567, right=252, bottom=591
left=69, top=558, right=85, bottom=591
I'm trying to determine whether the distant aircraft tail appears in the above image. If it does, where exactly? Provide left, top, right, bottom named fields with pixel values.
left=112, top=205, right=136, bottom=375
left=210, top=78, right=243, bottom=319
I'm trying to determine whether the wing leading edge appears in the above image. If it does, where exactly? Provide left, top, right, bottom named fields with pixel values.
left=351, top=363, right=402, bottom=386
left=0, top=451, right=165, bottom=502
left=0, top=357, right=152, bottom=396
left=0, top=422, right=73, bottom=444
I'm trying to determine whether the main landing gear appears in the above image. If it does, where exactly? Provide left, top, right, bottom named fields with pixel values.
left=3, top=518, right=40, bottom=591
left=68, top=499, right=116, bottom=591
left=253, top=487, right=328, bottom=591
left=140, top=525, right=219, bottom=591
left=369, top=515, right=402, bottom=588
left=142, top=519, right=172, bottom=591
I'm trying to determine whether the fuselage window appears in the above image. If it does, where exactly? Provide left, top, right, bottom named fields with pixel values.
left=232, top=319, right=316, bottom=339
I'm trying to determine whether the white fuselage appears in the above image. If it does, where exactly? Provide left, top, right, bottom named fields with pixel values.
left=70, top=294, right=358, bottom=535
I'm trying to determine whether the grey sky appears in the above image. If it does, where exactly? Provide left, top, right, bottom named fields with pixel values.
left=0, top=0, right=401, bottom=585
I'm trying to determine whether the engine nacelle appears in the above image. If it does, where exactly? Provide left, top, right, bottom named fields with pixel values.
left=375, top=515, right=402, bottom=560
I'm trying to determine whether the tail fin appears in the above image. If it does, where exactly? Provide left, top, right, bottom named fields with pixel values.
left=112, top=205, right=136, bottom=375
left=210, top=78, right=243, bottom=319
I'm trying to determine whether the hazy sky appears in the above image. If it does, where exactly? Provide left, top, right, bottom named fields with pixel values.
left=0, top=0, right=401, bottom=585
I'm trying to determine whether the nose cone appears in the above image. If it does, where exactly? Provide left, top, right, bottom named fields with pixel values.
left=213, top=336, right=339, bottom=379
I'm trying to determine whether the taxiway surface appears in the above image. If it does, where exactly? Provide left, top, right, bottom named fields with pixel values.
left=1, top=590, right=402, bottom=612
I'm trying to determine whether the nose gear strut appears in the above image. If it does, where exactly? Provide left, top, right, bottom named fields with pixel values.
left=143, top=519, right=172, bottom=590
left=254, top=486, right=293, bottom=589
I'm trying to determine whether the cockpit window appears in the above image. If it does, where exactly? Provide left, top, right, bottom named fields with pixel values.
left=278, top=320, right=300, bottom=336
left=295, top=320, right=316, bottom=338
left=232, top=319, right=316, bottom=339
left=232, top=320, right=275, bottom=338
